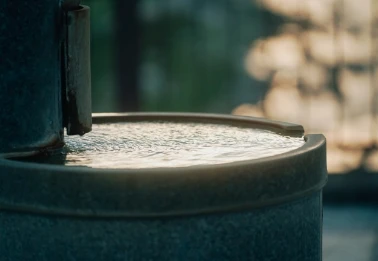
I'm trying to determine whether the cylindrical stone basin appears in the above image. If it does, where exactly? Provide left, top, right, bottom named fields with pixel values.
left=0, top=113, right=327, bottom=261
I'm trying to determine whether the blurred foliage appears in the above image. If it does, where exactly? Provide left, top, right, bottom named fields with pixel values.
left=82, top=0, right=116, bottom=112
left=84, top=0, right=280, bottom=112
left=140, top=12, right=237, bottom=112
left=139, top=0, right=280, bottom=113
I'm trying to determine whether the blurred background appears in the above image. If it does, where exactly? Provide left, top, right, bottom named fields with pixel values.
left=84, top=0, right=378, bottom=175
left=83, top=0, right=378, bottom=258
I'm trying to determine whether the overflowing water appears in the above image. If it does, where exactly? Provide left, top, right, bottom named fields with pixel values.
left=55, top=121, right=305, bottom=169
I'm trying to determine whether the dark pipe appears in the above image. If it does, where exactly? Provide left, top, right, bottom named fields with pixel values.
left=114, top=0, right=140, bottom=112
left=0, top=1, right=64, bottom=153
left=0, top=1, right=92, bottom=154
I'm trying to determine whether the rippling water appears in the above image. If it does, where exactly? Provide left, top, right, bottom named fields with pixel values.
left=61, top=122, right=304, bottom=169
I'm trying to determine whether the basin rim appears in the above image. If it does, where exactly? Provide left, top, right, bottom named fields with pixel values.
left=0, top=113, right=327, bottom=218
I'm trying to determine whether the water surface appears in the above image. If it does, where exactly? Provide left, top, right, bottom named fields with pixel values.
left=61, top=122, right=304, bottom=169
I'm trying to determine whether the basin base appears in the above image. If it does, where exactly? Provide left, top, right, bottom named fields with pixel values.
left=0, top=192, right=321, bottom=261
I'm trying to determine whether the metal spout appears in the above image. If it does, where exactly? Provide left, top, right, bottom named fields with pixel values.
left=62, top=5, right=92, bottom=135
